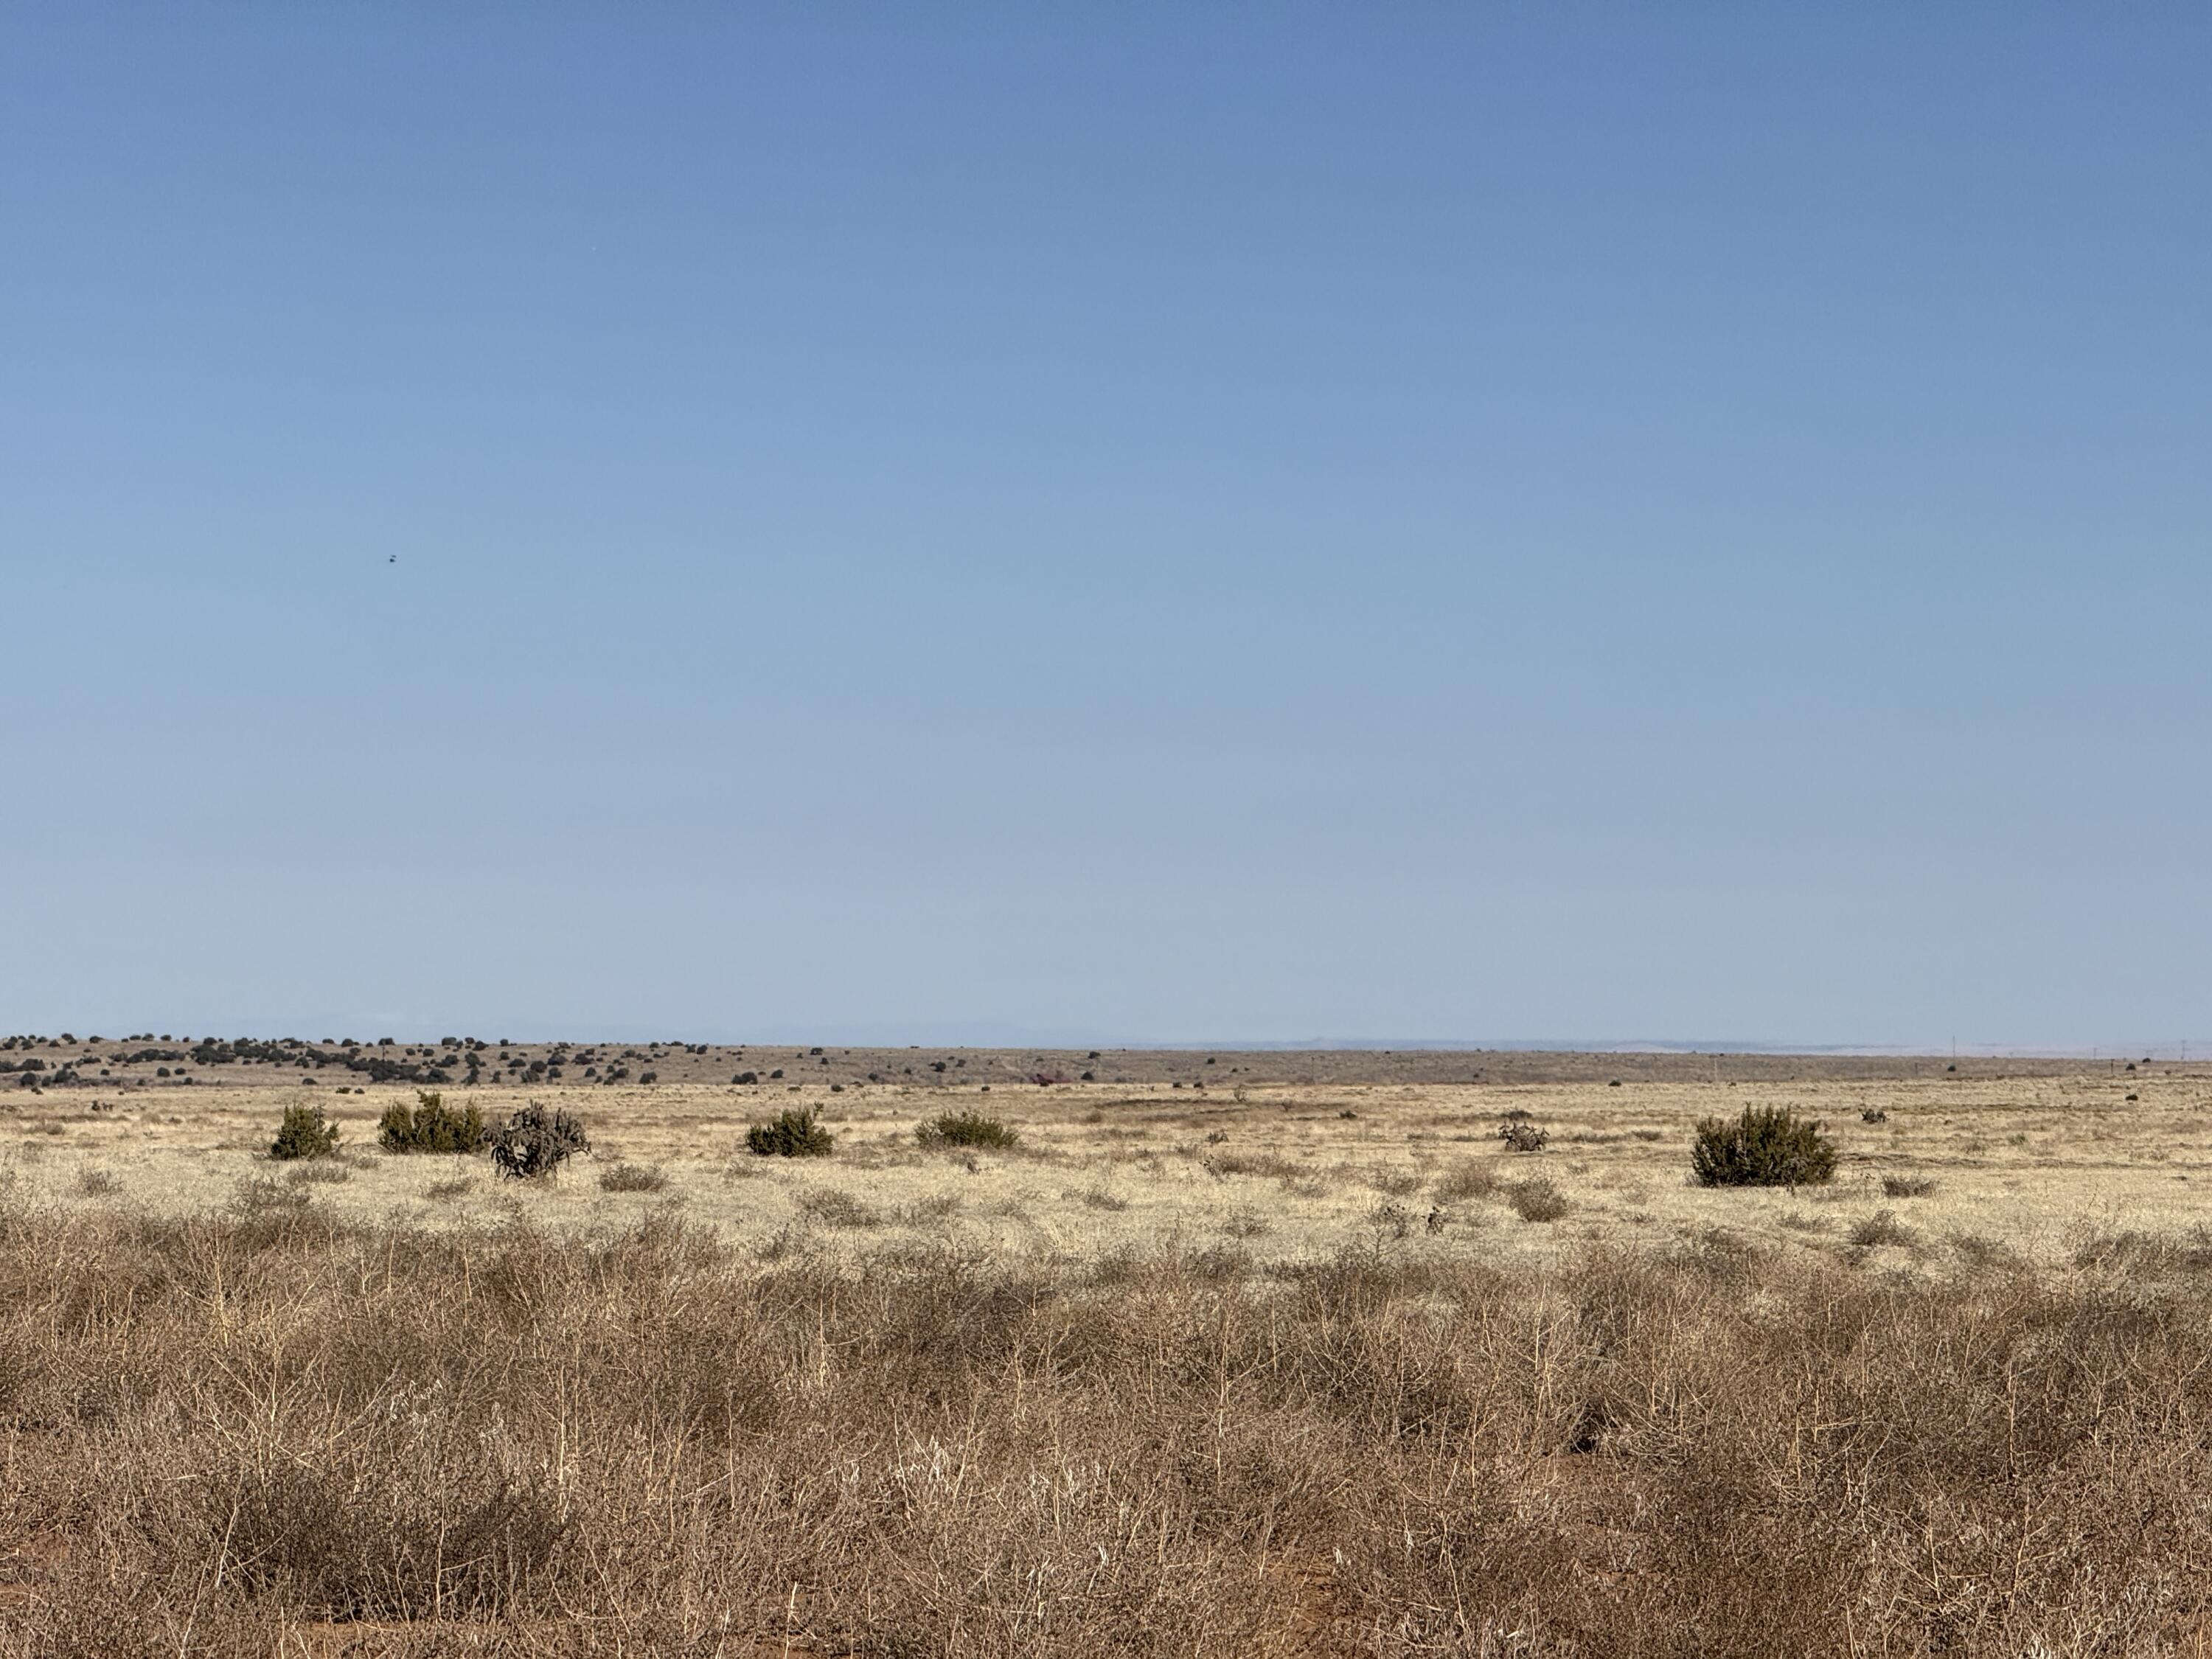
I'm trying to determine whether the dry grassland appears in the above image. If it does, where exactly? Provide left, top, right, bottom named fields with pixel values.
left=15, top=1066, right=2210, bottom=1270
left=2, top=1059, right=2211, bottom=1654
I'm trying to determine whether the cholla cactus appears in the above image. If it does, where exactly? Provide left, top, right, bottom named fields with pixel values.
left=490, top=1102, right=590, bottom=1179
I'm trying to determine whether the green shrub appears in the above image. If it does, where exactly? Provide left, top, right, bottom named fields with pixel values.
left=1690, top=1106, right=1837, bottom=1188
left=747, top=1107, right=835, bottom=1158
left=915, top=1110, right=1020, bottom=1151
left=270, top=1101, right=342, bottom=1161
left=378, top=1090, right=485, bottom=1155
left=490, top=1102, right=589, bottom=1179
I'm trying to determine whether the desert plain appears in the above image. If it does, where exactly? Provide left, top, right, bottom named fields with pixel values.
left=7, top=1038, right=2207, bottom=1268
left=4, top=1038, right=2212, bottom=1656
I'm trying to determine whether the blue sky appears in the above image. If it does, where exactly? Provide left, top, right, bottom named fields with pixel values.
left=4, top=7, right=2207, bottom=1048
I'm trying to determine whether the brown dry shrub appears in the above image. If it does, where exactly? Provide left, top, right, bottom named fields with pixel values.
left=1850, top=1208, right=1917, bottom=1248
left=797, top=1187, right=882, bottom=1228
left=1366, top=1166, right=1423, bottom=1197
left=1207, top=1150, right=1304, bottom=1183
left=1433, top=1158, right=1503, bottom=1202
left=597, top=1161, right=667, bottom=1193
left=1507, top=1178, right=1572, bottom=1222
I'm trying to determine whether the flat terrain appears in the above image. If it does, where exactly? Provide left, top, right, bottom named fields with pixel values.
left=7, top=1040, right=2208, bottom=1266
left=7, top=1045, right=2212, bottom=1653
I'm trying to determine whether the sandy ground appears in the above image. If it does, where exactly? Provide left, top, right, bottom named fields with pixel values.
left=7, top=1046, right=2210, bottom=1270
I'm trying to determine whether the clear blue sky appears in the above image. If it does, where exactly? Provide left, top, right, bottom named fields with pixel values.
left=4, top=7, right=2206, bottom=1049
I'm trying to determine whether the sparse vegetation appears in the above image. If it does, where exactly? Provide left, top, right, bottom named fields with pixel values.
left=891, top=1193, right=963, bottom=1226
left=13, top=1044, right=2208, bottom=1649
left=1690, top=1105, right=1837, bottom=1187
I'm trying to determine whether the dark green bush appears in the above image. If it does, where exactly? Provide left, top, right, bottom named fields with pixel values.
left=490, top=1102, right=589, bottom=1179
left=914, top=1111, right=1019, bottom=1151
left=269, top=1102, right=341, bottom=1161
left=747, top=1107, right=835, bottom=1158
left=1690, top=1106, right=1837, bottom=1188
left=378, top=1090, right=485, bottom=1155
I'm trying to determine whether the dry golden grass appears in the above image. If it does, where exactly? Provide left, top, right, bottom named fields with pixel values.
left=1, top=1064, right=2210, bottom=1651
left=13, top=1067, right=2211, bottom=1272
